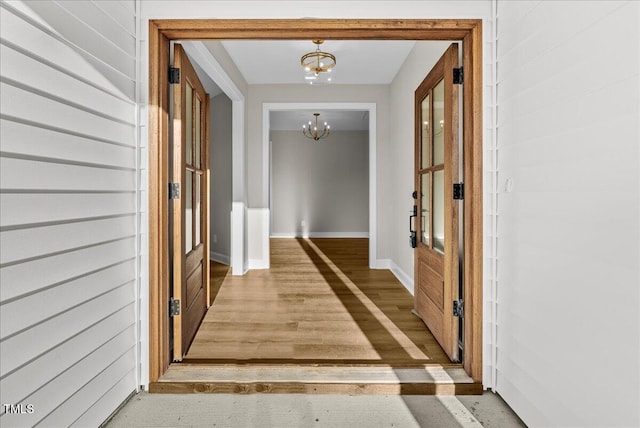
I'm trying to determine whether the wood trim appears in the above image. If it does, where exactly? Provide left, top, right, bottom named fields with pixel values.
left=150, top=18, right=481, bottom=40
left=171, top=43, right=185, bottom=362
left=462, top=26, right=483, bottom=382
left=148, top=18, right=483, bottom=385
left=148, top=20, right=171, bottom=383
left=149, top=381, right=483, bottom=395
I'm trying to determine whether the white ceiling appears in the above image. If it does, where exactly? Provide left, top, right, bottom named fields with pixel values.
left=218, top=40, right=416, bottom=85
left=190, top=40, right=419, bottom=130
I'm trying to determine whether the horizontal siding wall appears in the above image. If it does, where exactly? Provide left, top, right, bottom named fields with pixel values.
left=0, top=1, right=139, bottom=426
left=495, top=1, right=639, bottom=427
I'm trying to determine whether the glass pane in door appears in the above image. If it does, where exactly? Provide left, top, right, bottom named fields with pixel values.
left=433, top=169, right=445, bottom=253
left=185, top=169, right=193, bottom=254
left=195, top=96, right=201, bottom=169
left=433, top=79, right=445, bottom=166
left=421, top=172, right=430, bottom=245
left=185, top=83, right=193, bottom=166
left=420, top=95, right=430, bottom=169
left=195, top=173, right=201, bottom=246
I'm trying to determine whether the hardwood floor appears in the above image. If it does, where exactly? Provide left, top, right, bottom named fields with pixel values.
left=209, top=260, right=229, bottom=305
left=153, top=239, right=481, bottom=394
left=187, top=238, right=451, bottom=365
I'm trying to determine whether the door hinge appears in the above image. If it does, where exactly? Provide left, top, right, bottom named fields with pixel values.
left=453, top=299, right=464, bottom=317
left=169, top=182, right=180, bottom=199
left=453, top=67, right=463, bottom=84
left=453, top=182, right=464, bottom=200
left=170, top=298, right=180, bottom=317
left=169, top=67, right=180, bottom=84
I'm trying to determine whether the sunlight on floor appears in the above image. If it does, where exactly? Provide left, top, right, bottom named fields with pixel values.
left=303, top=238, right=430, bottom=360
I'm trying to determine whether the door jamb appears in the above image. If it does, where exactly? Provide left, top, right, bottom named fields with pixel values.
left=148, top=18, right=483, bottom=384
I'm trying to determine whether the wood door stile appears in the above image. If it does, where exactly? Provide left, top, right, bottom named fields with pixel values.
left=172, top=44, right=209, bottom=361
left=414, top=44, right=460, bottom=361
left=148, top=19, right=483, bottom=384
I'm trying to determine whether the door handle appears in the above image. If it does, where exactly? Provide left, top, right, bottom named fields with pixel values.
left=409, top=204, right=417, bottom=248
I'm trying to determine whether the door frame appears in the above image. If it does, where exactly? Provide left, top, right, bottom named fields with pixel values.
left=148, top=18, right=483, bottom=384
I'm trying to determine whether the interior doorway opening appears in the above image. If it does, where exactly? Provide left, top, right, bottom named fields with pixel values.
left=264, top=103, right=377, bottom=268
left=148, top=19, right=483, bottom=389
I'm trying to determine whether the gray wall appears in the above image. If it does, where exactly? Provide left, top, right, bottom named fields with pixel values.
left=270, top=130, right=368, bottom=236
left=0, top=1, right=139, bottom=426
left=210, top=93, right=232, bottom=263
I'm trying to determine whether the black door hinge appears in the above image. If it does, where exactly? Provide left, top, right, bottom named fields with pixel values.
left=453, top=183, right=464, bottom=200
left=453, top=299, right=464, bottom=317
left=170, top=298, right=180, bottom=317
left=169, top=182, right=180, bottom=200
left=169, top=67, right=180, bottom=84
left=453, top=67, right=464, bottom=84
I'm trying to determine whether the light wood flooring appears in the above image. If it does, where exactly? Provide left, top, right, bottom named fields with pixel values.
left=209, top=260, right=230, bottom=306
left=187, top=238, right=451, bottom=365
left=153, top=239, right=480, bottom=394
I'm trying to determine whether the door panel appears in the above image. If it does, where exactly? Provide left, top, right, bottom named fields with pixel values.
left=414, top=43, right=460, bottom=361
left=172, top=44, right=209, bottom=361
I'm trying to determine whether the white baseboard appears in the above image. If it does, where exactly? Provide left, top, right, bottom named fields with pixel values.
left=249, top=259, right=269, bottom=270
left=375, top=259, right=391, bottom=269
left=210, top=251, right=230, bottom=265
left=270, top=232, right=370, bottom=238
left=390, top=260, right=414, bottom=295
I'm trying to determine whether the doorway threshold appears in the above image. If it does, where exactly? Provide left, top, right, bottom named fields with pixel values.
left=149, top=363, right=482, bottom=395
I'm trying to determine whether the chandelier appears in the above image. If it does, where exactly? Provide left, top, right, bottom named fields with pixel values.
left=303, top=113, right=331, bottom=141
left=301, top=40, right=336, bottom=84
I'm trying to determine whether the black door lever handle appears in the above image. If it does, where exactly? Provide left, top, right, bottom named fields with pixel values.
left=409, top=205, right=417, bottom=248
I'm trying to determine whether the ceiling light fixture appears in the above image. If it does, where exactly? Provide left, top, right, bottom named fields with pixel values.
left=302, top=113, right=331, bottom=141
left=301, top=40, right=336, bottom=84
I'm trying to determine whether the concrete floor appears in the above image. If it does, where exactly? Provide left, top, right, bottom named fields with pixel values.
left=105, top=392, right=525, bottom=427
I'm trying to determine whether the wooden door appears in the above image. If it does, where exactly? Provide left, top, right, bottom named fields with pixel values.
left=172, top=44, right=210, bottom=361
left=414, top=44, right=461, bottom=362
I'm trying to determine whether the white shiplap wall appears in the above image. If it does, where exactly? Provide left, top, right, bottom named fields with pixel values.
left=495, top=1, right=640, bottom=427
left=0, top=1, right=140, bottom=426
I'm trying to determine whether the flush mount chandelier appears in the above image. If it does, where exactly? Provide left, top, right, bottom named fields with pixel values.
left=301, top=40, right=336, bottom=84
left=303, top=113, right=331, bottom=141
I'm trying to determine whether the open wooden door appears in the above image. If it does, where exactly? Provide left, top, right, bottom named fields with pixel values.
left=413, top=43, right=461, bottom=362
left=172, top=44, right=210, bottom=361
